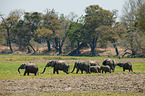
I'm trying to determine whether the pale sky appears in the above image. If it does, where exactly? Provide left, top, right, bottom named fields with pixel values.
left=0, top=0, right=127, bottom=21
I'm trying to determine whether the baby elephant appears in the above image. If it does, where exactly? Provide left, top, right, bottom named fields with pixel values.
left=18, top=62, right=38, bottom=76
left=117, top=62, right=133, bottom=72
left=90, top=66, right=101, bottom=73
left=100, top=65, right=111, bottom=73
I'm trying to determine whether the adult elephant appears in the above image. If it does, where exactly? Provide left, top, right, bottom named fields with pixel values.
left=41, top=60, right=69, bottom=74
left=102, top=58, right=116, bottom=72
left=71, top=61, right=91, bottom=74
left=117, top=61, right=133, bottom=72
left=18, top=62, right=38, bottom=76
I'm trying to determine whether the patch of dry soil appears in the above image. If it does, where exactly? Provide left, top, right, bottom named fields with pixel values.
left=0, top=73, right=145, bottom=95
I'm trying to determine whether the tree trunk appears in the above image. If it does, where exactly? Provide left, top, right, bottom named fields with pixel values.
left=89, top=38, right=98, bottom=56
left=58, top=45, right=62, bottom=54
left=113, top=44, right=119, bottom=56
left=68, top=42, right=85, bottom=56
left=29, top=44, right=36, bottom=54
left=46, top=40, right=51, bottom=52
left=54, top=37, right=59, bottom=52
left=27, top=46, right=31, bottom=53
left=7, top=28, right=13, bottom=53
left=131, top=50, right=136, bottom=57
left=90, top=45, right=96, bottom=56
left=77, top=42, right=81, bottom=54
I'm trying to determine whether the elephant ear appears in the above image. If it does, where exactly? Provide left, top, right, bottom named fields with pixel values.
left=75, top=61, right=80, bottom=67
left=20, top=63, right=26, bottom=68
left=50, top=61, right=56, bottom=66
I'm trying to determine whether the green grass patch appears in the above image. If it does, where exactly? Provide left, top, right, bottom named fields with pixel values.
left=0, top=55, right=144, bottom=80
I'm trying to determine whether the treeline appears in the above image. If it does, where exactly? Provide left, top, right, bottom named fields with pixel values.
left=0, top=0, right=145, bottom=57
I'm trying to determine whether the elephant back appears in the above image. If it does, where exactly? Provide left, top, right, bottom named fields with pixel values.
left=123, top=61, right=132, bottom=68
left=79, top=61, right=90, bottom=66
left=57, top=60, right=69, bottom=66
left=89, top=60, right=99, bottom=66
left=116, top=63, right=124, bottom=67
left=103, top=59, right=116, bottom=65
left=100, top=65, right=110, bottom=70
left=26, top=63, right=38, bottom=68
left=26, top=63, right=38, bottom=72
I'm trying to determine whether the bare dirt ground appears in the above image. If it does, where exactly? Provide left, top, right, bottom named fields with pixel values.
left=0, top=73, right=145, bottom=95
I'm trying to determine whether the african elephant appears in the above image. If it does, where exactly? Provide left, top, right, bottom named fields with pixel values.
left=41, top=60, right=69, bottom=74
left=100, top=65, right=111, bottom=73
left=18, top=62, right=38, bottom=76
left=90, top=65, right=101, bottom=73
left=117, top=62, right=133, bottom=72
left=102, top=58, right=116, bottom=72
left=116, top=63, right=124, bottom=67
left=89, top=60, right=100, bottom=66
left=71, top=61, right=91, bottom=74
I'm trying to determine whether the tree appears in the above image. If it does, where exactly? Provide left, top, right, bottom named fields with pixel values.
left=120, top=0, right=145, bottom=57
left=0, top=10, right=23, bottom=53
left=97, top=25, right=126, bottom=56
left=42, top=9, right=60, bottom=51
left=121, top=28, right=145, bottom=57
left=68, top=21, right=83, bottom=54
left=12, top=20, right=34, bottom=53
left=23, top=12, right=42, bottom=53
left=121, top=0, right=145, bottom=28
left=84, top=5, right=115, bottom=56
left=55, top=14, right=70, bottom=54
left=136, top=3, right=145, bottom=31
left=34, top=27, right=53, bottom=52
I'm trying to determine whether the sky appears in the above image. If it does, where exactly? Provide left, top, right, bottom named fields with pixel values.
left=0, top=0, right=127, bottom=22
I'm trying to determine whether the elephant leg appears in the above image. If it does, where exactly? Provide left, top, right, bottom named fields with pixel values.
left=64, top=69, right=69, bottom=74
left=131, top=68, right=133, bottom=72
left=88, top=68, right=91, bottom=74
left=86, top=70, right=91, bottom=74
left=96, top=69, right=98, bottom=73
left=27, top=72, right=29, bottom=75
left=53, top=68, right=56, bottom=74
left=123, top=68, right=125, bottom=71
left=102, top=70, right=103, bottom=73
left=105, top=71, right=106, bottom=73
left=56, top=69, right=59, bottom=74
left=34, top=73, right=37, bottom=76
left=112, top=69, right=114, bottom=72
left=24, top=70, right=27, bottom=76
left=85, top=69, right=87, bottom=74
left=109, top=70, right=111, bottom=73
left=81, top=70, right=83, bottom=74
left=76, top=68, right=79, bottom=74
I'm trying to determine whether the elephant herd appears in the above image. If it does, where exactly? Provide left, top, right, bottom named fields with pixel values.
left=18, top=58, right=133, bottom=76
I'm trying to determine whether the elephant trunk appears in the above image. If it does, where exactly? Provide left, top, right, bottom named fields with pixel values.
left=41, top=67, right=47, bottom=74
left=71, top=65, right=76, bottom=73
left=18, top=67, right=21, bottom=74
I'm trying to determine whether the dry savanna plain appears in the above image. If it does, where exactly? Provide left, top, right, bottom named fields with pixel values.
left=0, top=55, right=145, bottom=96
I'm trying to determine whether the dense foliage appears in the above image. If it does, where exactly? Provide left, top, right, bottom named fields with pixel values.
left=0, top=0, right=145, bottom=57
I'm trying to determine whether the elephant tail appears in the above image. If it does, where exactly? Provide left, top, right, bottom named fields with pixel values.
left=41, top=67, right=47, bottom=74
